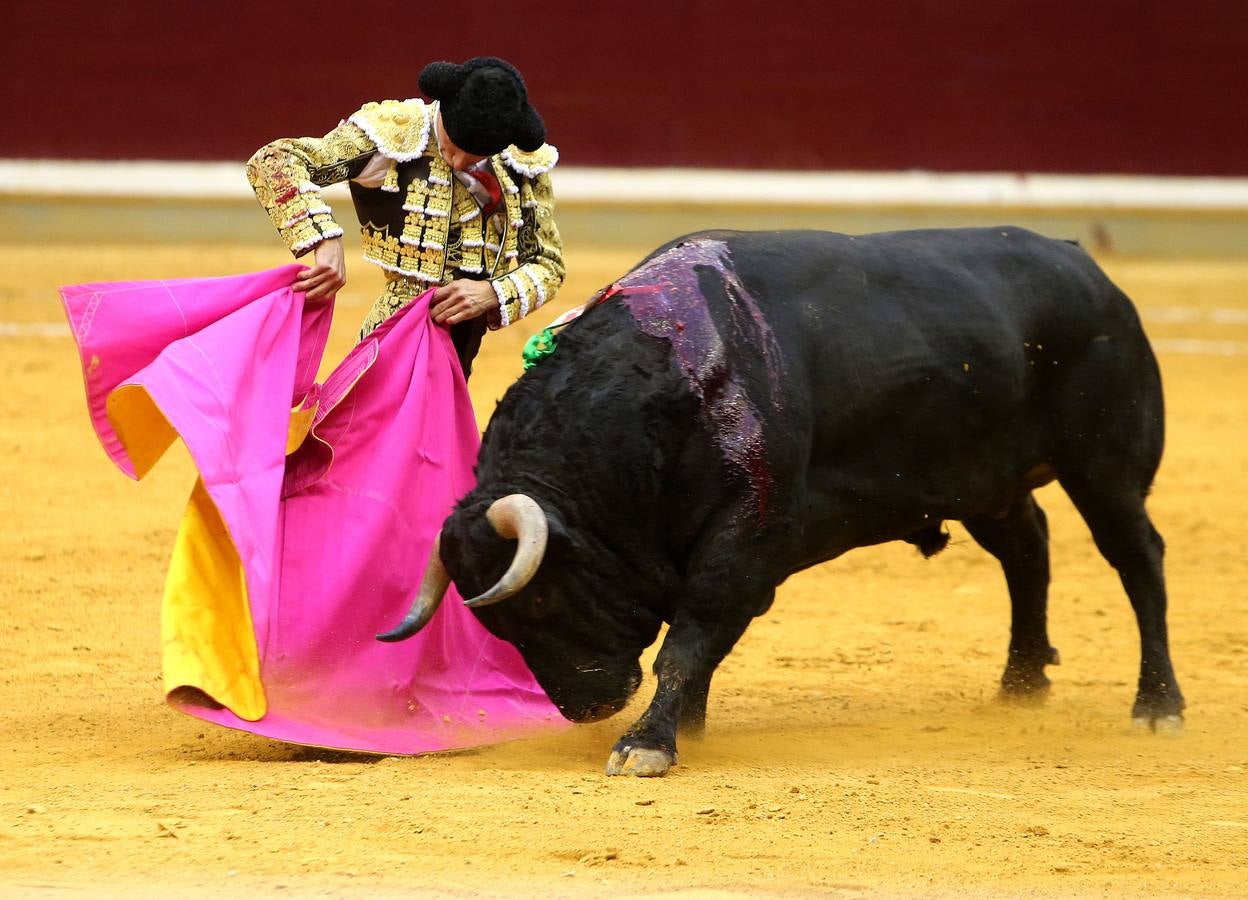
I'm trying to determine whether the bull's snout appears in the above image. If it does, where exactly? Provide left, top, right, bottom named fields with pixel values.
left=572, top=699, right=630, bottom=723
left=551, top=663, right=642, bottom=723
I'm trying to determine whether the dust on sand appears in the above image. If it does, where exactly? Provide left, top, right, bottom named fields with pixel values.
left=2, top=244, right=1246, bottom=898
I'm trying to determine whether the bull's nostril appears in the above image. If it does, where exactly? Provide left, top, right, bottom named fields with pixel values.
left=577, top=699, right=627, bottom=723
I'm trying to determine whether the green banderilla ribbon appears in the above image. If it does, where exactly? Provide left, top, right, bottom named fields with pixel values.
left=521, top=326, right=559, bottom=370
left=520, top=300, right=596, bottom=370
left=519, top=289, right=627, bottom=370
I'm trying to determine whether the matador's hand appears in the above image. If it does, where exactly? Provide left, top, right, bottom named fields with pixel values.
left=293, top=238, right=346, bottom=305
left=432, top=279, right=498, bottom=325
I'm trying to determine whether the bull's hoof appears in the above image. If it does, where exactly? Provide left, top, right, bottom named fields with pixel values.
left=999, top=646, right=1060, bottom=701
left=1131, top=714, right=1184, bottom=736
left=1131, top=690, right=1185, bottom=732
left=998, top=670, right=1052, bottom=701
left=605, top=745, right=676, bottom=777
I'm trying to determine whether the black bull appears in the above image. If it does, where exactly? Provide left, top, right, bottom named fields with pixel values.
left=380, top=228, right=1184, bottom=777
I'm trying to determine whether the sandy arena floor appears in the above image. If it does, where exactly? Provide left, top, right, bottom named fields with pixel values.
left=1, top=241, right=1246, bottom=899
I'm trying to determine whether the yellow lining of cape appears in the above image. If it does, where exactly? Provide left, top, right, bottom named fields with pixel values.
left=161, top=477, right=266, bottom=720
left=106, top=384, right=267, bottom=721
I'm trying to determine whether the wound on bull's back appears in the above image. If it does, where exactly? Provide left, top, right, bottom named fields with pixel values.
left=616, top=239, right=785, bottom=520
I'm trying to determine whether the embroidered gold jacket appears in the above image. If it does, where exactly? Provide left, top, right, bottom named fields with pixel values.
left=245, top=98, right=564, bottom=329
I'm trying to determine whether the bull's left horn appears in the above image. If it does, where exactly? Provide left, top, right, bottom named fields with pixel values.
left=463, top=494, right=549, bottom=608
left=376, top=533, right=451, bottom=642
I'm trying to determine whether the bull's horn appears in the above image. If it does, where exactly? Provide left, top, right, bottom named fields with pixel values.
left=376, top=534, right=451, bottom=642
left=463, top=494, right=549, bottom=608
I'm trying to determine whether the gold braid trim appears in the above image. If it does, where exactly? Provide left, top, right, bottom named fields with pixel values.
left=347, top=99, right=431, bottom=162
left=404, top=155, right=452, bottom=282
left=453, top=186, right=486, bottom=274
left=500, top=143, right=559, bottom=177
left=486, top=169, right=565, bottom=329
left=246, top=120, right=372, bottom=256
left=498, top=165, right=523, bottom=266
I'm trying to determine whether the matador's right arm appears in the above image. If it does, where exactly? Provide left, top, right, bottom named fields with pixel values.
left=245, top=121, right=377, bottom=256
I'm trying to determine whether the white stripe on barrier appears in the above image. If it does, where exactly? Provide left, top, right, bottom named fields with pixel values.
left=3, top=160, right=1248, bottom=211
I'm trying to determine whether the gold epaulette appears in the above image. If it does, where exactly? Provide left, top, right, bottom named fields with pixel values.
left=347, top=99, right=431, bottom=162
left=500, top=143, right=559, bottom=177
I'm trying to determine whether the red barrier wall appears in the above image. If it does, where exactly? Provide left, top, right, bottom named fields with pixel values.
left=5, top=1, right=1244, bottom=174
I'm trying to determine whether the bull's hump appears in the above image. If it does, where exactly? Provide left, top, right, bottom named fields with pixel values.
left=615, top=238, right=779, bottom=366
left=614, top=238, right=786, bottom=522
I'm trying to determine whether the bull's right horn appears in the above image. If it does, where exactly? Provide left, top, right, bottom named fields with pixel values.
left=376, top=533, right=451, bottom=642
left=463, top=494, right=549, bottom=608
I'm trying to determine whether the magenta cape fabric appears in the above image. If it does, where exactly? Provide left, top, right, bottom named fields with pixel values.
left=60, top=266, right=564, bottom=753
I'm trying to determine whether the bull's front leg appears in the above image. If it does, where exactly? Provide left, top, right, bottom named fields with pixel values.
left=605, top=608, right=752, bottom=777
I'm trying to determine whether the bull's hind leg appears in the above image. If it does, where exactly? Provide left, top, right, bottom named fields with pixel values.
left=1060, top=476, right=1184, bottom=730
left=963, top=493, right=1061, bottom=699
left=1050, top=324, right=1182, bottom=729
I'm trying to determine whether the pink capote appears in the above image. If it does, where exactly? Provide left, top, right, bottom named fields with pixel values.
left=60, top=265, right=564, bottom=753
